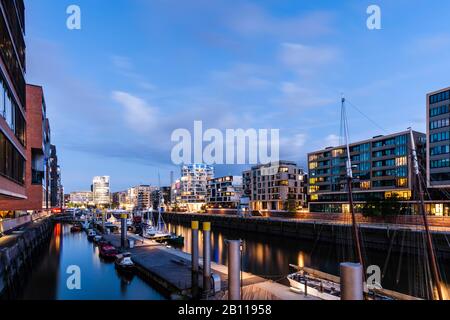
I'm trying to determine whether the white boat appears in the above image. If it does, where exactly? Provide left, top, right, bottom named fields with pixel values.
left=287, top=271, right=340, bottom=300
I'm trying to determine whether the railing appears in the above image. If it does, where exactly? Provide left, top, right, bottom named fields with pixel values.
left=0, top=211, right=51, bottom=233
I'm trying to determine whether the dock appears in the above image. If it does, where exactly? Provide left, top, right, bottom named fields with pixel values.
left=101, top=232, right=317, bottom=300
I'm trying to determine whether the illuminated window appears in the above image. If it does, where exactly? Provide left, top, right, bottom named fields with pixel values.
left=309, top=155, right=318, bottom=162
left=309, top=162, right=318, bottom=170
left=332, top=149, right=344, bottom=158
left=397, top=178, right=408, bottom=188
left=309, top=186, right=319, bottom=193
left=309, top=178, right=317, bottom=185
left=310, top=194, right=319, bottom=201
left=360, top=181, right=371, bottom=190
left=396, top=157, right=407, bottom=166
left=279, top=167, right=289, bottom=173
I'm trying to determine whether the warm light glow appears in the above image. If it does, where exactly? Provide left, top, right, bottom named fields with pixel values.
left=297, top=252, right=305, bottom=268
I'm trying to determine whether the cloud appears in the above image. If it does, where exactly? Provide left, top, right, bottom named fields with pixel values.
left=325, top=134, right=340, bottom=148
left=277, top=82, right=335, bottom=109
left=228, top=5, right=334, bottom=39
left=279, top=42, right=338, bottom=76
left=112, top=91, right=158, bottom=133
left=211, top=63, right=273, bottom=91
left=110, top=55, right=157, bottom=92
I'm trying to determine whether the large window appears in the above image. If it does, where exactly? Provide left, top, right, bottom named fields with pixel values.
left=430, top=145, right=450, bottom=156
left=430, top=105, right=449, bottom=117
left=430, top=118, right=450, bottom=130
left=430, top=90, right=450, bottom=104
left=0, top=131, right=25, bottom=184
left=430, top=132, right=450, bottom=143
left=430, top=159, right=450, bottom=169
left=0, top=71, right=26, bottom=146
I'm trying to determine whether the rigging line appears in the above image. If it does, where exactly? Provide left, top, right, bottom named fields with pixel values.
left=346, top=99, right=389, bottom=135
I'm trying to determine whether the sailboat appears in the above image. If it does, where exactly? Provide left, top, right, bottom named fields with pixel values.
left=143, top=176, right=184, bottom=245
left=287, top=97, right=445, bottom=300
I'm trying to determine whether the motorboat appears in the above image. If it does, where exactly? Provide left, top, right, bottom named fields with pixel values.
left=115, top=252, right=135, bottom=273
left=87, top=229, right=96, bottom=240
left=93, top=235, right=103, bottom=243
left=99, top=245, right=118, bottom=260
left=70, top=224, right=82, bottom=233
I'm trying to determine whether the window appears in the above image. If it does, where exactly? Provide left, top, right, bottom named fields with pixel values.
left=430, top=90, right=450, bottom=104
left=430, top=104, right=449, bottom=117
left=430, top=159, right=450, bottom=169
left=430, top=132, right=450, bottom=143
left=396, top=167, right=407, bottom=177
left=430, top=145, right=450, bottom=156
left=396, top=157, right=407, bottom=166
left=0, top=131, right=24, bottom=184
left=430, top=118, right=450, bottom=130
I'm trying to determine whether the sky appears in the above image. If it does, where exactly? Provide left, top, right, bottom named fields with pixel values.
left=24, top=0, right=450, bottom=193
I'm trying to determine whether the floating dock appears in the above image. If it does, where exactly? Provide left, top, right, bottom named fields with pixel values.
left=101, top=232, right=317, bottom=300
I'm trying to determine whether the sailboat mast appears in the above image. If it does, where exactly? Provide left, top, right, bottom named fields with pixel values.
left=342, top=97, right=365, bottom=269
left=409, top=128, right=443, bottom=300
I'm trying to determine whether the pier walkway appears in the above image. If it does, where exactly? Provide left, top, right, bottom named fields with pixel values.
left=102, top=232, right=317, bottom=300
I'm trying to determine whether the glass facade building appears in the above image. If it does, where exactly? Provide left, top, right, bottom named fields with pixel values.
left=307, top=131, right=426, bottom=214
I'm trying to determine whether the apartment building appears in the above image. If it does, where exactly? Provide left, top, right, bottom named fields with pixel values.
left=0, top=85, right=52, bottom=215
left=243, top=161, right=307, bottom=212
left=179, top=164, right=214, bottom=212
left=307, top=130, right=426, bottom=213
left=207, top=175, right=243, bottom=209
left=0, top=0, right=26, bottom=204
left=69, top=191, right=94, bottom=207
left=92, top=176, right=111, bottom=207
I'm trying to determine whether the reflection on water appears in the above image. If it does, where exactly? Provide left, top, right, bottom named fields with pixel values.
left=167, top=222, right=450, bottom=299
left=19, top=224, right=165, bottom=300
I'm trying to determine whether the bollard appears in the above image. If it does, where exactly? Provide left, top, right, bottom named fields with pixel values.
left=120, top=213, right=128, bottom=249
left=202, top=222, right=211, bottom=296
left=191, top=221, right=199, bottom=299
left=227, top=240, right=241, bottom=300
left=340, top=262, right=364, bottom=300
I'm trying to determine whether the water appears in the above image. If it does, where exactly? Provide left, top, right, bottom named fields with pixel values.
left=166, top=222, right=450, bottom=299
left=19, top=224, right=165, bottom=300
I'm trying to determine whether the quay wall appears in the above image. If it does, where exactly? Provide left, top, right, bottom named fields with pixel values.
left=162, top=212, right=450, bottom=259
left=0, top=218, right=53, bottom=299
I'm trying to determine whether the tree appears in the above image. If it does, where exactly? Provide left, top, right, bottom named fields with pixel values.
left=362, top=194, right=403, bottom=217
left=283, top=199, right=298, bottom=213
left=361, top=196, right=383, bottom=217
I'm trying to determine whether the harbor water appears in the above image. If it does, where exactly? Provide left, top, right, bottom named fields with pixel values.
left=18, top=223, right=165, bottom=300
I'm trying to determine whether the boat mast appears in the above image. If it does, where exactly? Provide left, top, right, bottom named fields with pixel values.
left=408, top=128, right=443, bottom=300
left=341, top=97, right=365, bottom=269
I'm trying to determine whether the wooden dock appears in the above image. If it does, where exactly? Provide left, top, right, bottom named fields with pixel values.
left=101, top=232, right=317, bottom=300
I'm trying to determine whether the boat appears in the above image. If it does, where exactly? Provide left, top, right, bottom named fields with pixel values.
left=93, top=235, right=103, bottom=243
left=99, top=245, right=118, bottom=260
left=70, top=224, right=82, bottom=233
left=115, top=252, right=135, bottom=273
left=287, top=99, right=438, bottom=301
left=87, top=229, right=96, bottom=240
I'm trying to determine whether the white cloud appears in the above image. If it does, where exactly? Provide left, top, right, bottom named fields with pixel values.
left=112, top=91, right=158, bottom=132
left=280, top=42, right=338, bottom=76
left=325, top=134, right=340, bottom=148
left=228, top=5, right=334, bottom=39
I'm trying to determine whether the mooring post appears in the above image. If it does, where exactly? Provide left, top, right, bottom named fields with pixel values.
left=227, top=240, right=241, bottom=300
left=203, top=222, right=211, bottom=296
left=340, top=262, right=364, bottom=300
left=191, top=221, right=199, bottom=299
left=120, top=213, right=128, bottom=249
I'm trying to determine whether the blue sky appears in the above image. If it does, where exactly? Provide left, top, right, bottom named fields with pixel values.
left=25, top=0, right=450, bottom=192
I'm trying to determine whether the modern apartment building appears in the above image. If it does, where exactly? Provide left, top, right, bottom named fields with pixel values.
left=243, top=161, right=307, bottom=212
left=307, top=130, right=426, bottom=214
left=112, top=190, right=128, bottom=209
left=0, top=0, right=26, bottom=203
left=128, top=185, right=156, bottom=210
left=69, top=191, right=93, bottom=207
left=92, top=176, right=111, bottom=207
left=179, top=164, right=214, bottom=212
left=427, top=87, right=450, bottom=187
left=0, top=85, right=52, bottom=215
left=207, top=175, right=243, bottom=209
